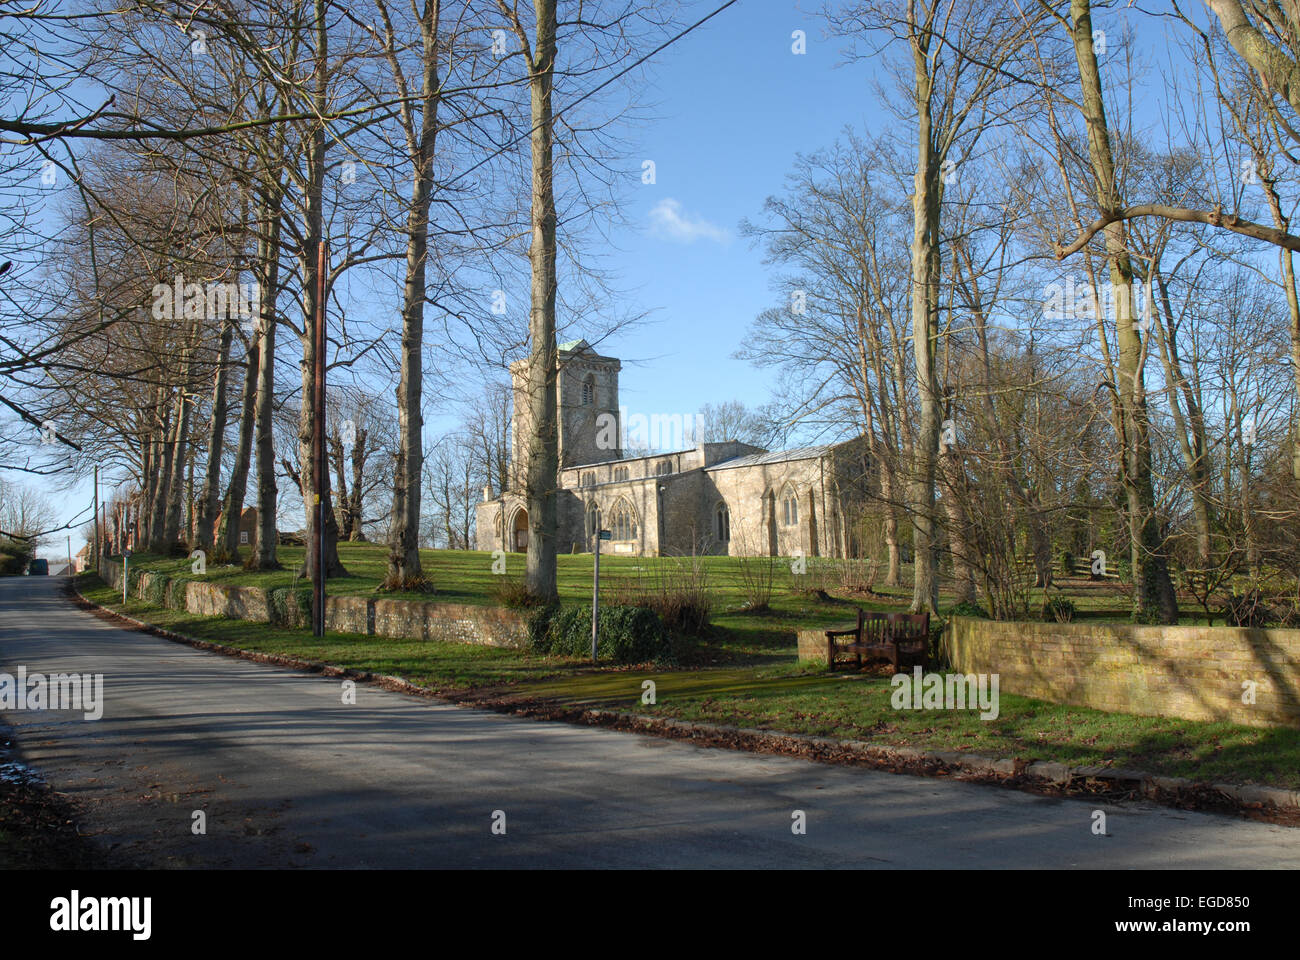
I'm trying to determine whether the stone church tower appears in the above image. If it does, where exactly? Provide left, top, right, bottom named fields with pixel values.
left=509, top=339, right=621, bottom=488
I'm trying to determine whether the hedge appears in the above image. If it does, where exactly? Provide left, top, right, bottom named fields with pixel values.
left=527, top=603, right=673, bottom=665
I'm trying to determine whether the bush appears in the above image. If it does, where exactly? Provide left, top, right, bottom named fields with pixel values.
left=1222, top=590, right=1275, bottom=628
left=168, top=576, right=192, bottom=610
left=525, top=603, right=559, bottom=649
left=609, top=559, right=712, bottom=635
left=947, top=599, right=990, bottom=620
left=490, top=575, right=548, bottom=609
left=528, top=603, right=673, bottom=665
left=142, top=573, right=170, bottom=607
left=734, top=553, right=776, bottom=612
left=1060, top=550, right=1075, bottom=576
left=1041, top=594, right=1077, bottom=623
left=269, top=586, right=313, bottom=627
left=0, top=537, right=32, bottom=576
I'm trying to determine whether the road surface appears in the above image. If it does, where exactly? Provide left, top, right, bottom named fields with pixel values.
left=1, top=575, right=1297, bottom=868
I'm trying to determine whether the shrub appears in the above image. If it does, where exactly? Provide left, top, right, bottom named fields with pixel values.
left=734, top=553, right=776, bottom=612
left=142, top=573, right=170, bottom=607
left=609, top=559, right=712, bottom=635
left=491, top=575, right=548, bottom=609
left=790, top=558, right=834, bottom=600
left=168, top=576, right=192, bottom=610
left=947, top=599, right=990, bottom=620
left=528, top=603, right=673, bottom=665
left=378, top=573, right=435, bottom=593
left=269, top=586, right=313, bottom=627
left=837, top=558, right=878, bottom=594
left=1041, top=594, right=1077, bottom=623
left=0, top=538, right=32, bottom=576
left=1060, top=550, right=1075, bottom=576
left=525, top=603, right=559, bottom=649
left=1222, top=590, right=1275, bottom=628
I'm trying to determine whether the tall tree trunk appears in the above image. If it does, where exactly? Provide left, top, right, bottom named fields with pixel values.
left=907, top=14, right=941, bottom=614
left=938, top=452, right=977, bottom=603
left=349, top=429, right=368, bottom=540
left=382, top=0, right=442, bottom=586
left=194, top=317, right=235, bottom=552
left=145, top=391, right=173, bottom=550
left=521, top=0, right=560, bottom=602
left=1070, top=0, right=1177, bottom=621
left=220, top=328, right=259, bottom=559
left=331, top=429, right=351, bottom=540
left=252, top=183, right=282, bottom=570
left=1152, top=269, right=1213, bottom=566
left=160, top=351, right=194, bottom=551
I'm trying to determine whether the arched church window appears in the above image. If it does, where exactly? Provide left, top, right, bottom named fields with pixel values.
left=655, top=460, right=672, bottom=476
left=587, top=502, right=601, bottom=537
left=581, top=376, right=595, bottom=406
left=781, top=486, right=799, bottom=526
left=613, top=465, right=629, bottom=482
left=715, top=502, right=730, bottom=542
left=609, top=499, right=638, bottom=541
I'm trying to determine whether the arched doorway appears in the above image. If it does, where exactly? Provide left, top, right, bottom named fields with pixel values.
left=512, top=508, right=529, bottom=552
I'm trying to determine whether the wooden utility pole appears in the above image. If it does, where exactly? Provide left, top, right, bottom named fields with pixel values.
left=92, top=465, right=99, bottom=570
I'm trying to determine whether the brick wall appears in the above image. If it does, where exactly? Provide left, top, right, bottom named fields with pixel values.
left=946, top=616, right=1300, bottom=728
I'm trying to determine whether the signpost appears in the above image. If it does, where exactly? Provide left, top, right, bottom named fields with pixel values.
left=122, top=548, right=132, bottom=605
left=592, top=529, right=611, bottom=662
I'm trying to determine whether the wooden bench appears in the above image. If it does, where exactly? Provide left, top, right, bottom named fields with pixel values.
left=825, top=610, right=930, bottom=673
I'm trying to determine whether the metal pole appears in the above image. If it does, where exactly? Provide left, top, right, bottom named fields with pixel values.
left=591, top=533, right=600, bottom=662
left=93, top=465, right=99, bottom=571
left=123, top=556, right=128, bottom=605
left=312, top=239, right=328, bottom=637
left=67, top=535, right=71, bottom=576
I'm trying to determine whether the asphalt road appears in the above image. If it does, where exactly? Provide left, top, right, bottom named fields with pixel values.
left=1, top=575, right=1297, bottom=868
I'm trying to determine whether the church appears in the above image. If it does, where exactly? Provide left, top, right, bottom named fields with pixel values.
left=476, top=340, right=872, bottom=558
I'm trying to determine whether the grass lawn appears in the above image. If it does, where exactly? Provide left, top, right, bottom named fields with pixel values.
left=77, top=572, right=1300, bottom=789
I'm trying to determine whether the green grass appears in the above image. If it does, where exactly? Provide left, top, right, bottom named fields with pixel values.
left=515, top=667, right=1300, bottom=788
left=77, top=571, right=1300, bottom=789
left=108, top=543, right=1169, bottom=665
left=112, top=544, right=928, bottom=664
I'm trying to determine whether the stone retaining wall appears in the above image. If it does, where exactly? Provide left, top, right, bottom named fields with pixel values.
left=100, top=558, right=527, bottom=649
left=946, top=616, right=1300, bottom=729
left=797, top=615, right=1300, bottom=728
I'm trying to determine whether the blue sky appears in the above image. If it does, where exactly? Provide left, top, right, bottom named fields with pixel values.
left=595, top=2, right=866, bottom=420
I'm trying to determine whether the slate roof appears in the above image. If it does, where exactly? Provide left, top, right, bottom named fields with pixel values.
left=705, top=444, right=835, bottom=471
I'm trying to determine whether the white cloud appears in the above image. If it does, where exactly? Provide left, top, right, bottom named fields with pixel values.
left=647, top=198, right=730, bottom=245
